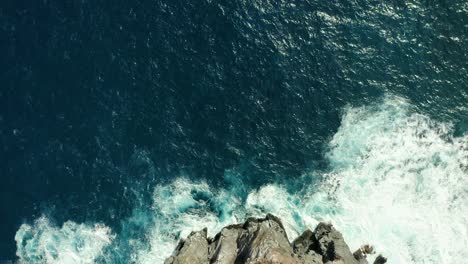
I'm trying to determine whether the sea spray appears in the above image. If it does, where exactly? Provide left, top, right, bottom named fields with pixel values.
left=15, top=217, right=114, bottom=264
left=306, top=97, right=468, bottom=263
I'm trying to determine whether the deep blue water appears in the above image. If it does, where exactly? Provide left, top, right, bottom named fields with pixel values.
left=1, top=0, right=467, bottom=263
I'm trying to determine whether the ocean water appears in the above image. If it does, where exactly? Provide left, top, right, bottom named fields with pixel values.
left=1, top=0, right=467, bottom=263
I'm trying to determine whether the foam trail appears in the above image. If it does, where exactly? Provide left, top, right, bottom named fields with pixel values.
left=15, top=216, right=114, bottom=264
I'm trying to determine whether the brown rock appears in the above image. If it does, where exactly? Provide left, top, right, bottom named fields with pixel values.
left=164, top=228, right=209, bottom=264
left=165, top=215, right=384, bottom=264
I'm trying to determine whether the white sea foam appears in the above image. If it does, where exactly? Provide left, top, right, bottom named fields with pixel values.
left=15, top=97, right=467, bottom=263
left=135, top=179, right=243, bottom=264
left=246, top=97, right=468, bottom=263
left=306, top=98, right=468, bottom=263
left=15, top=216, right=114, bottom=264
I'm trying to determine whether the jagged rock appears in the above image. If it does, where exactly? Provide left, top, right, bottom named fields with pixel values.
left=373, top=255, right=387, bottom=264
left=300, top=251, right=324, bottom=264
left=292, top=229, right=315, bottom=256
left=293, top=230, right=323, bottom=264
left=209, top=225, right=243, bottom=264
left=165, top=228, right=209, bottom=264
left=353, top=245, right=374, bottom=263
left=236, top=214, right=301, bottom=264
left=313, top=223, right=366, bottom=264
left=165, top=215, right=384, bottom=264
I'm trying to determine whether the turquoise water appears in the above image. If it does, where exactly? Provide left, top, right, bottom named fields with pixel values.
left=1, top=0, right=467, bottom=263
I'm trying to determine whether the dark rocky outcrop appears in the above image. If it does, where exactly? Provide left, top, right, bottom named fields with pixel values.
left=165, top=214, right=386, bottom=264
left=373, top=255, right=387, bottom=264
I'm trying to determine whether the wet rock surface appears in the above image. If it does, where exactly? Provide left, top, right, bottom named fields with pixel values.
left=165, top=214, right=386, bottom=264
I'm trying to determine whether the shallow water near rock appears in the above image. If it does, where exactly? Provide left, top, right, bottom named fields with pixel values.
left=1, top=0, right=467, bottom=263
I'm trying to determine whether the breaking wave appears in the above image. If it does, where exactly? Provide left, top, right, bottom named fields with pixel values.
left=15, top=217, right=114, bottom=264
left=15, top=97, right=467, bottom=263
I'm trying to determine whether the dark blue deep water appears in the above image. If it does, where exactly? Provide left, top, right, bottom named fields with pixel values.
left=1, top=0, right=467, bottom=263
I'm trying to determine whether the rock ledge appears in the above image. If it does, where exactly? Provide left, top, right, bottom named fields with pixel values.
left=165, top=214, right=387, bottom=264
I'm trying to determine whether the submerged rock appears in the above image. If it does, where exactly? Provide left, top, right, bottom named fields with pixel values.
left=165, top=214, right=385, bottom=264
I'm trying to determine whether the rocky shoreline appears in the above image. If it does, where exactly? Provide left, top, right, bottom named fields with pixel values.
left=165, top=214, right=387, bottom=264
